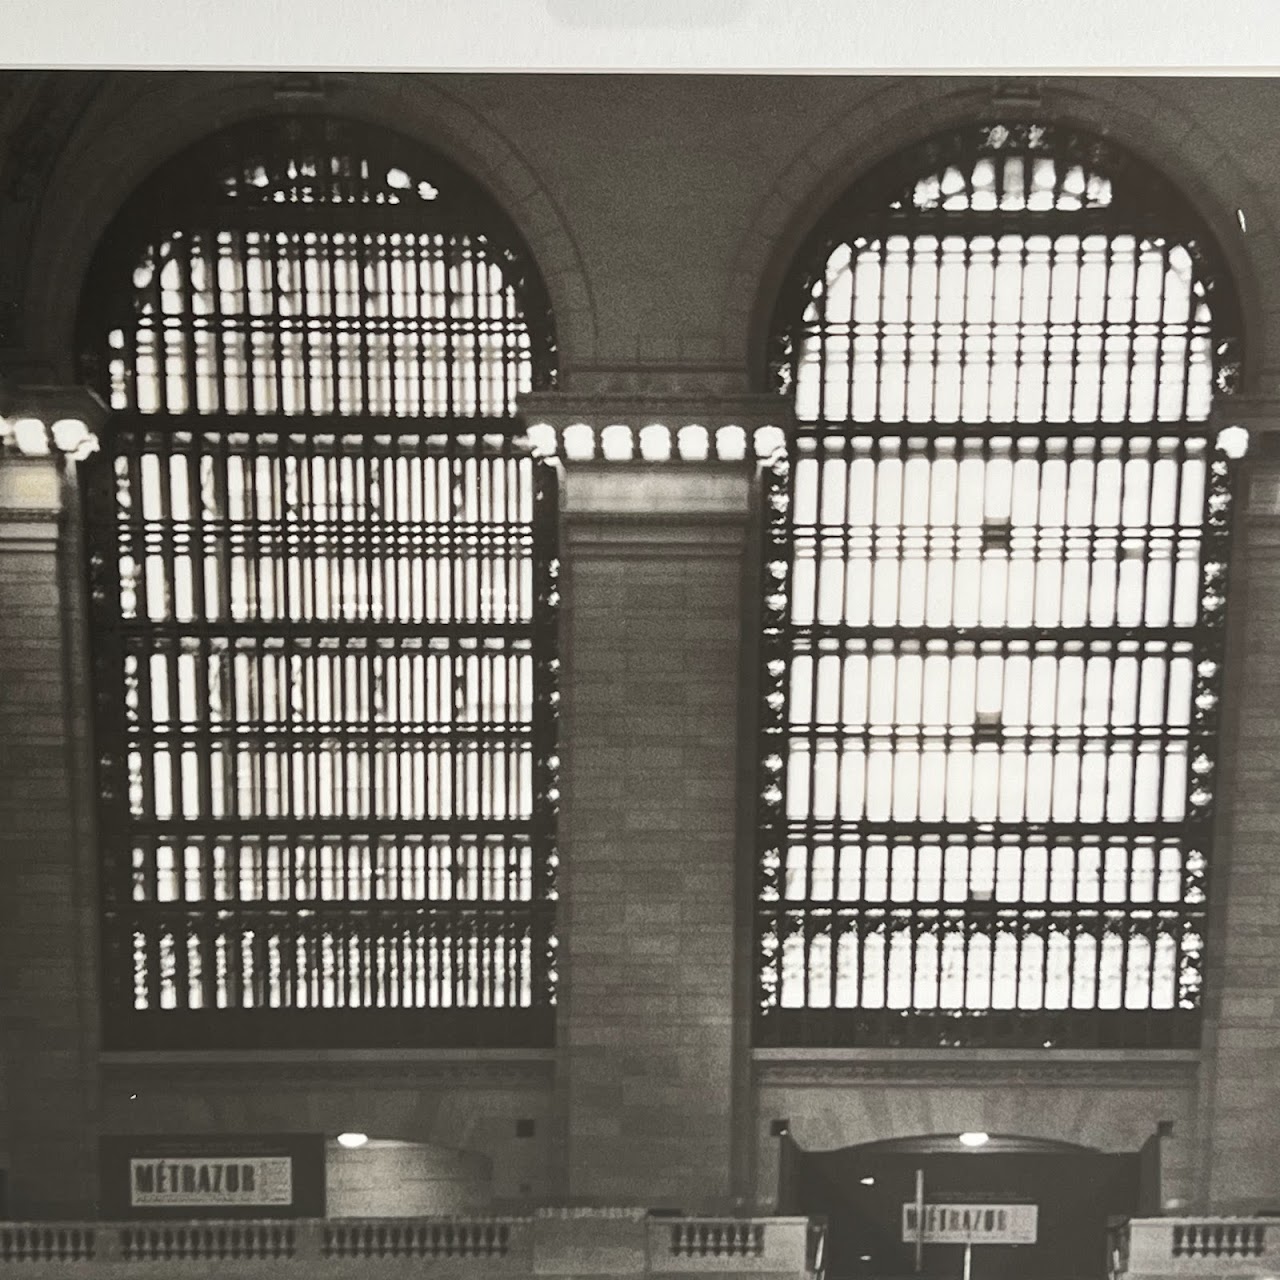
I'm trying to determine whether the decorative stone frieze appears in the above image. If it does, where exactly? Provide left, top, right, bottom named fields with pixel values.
left=0, top=383, right=106, bottom=461
left=520, top=380, right=790, bottom=463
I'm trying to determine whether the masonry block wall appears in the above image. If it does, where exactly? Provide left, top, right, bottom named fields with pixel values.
left=558, top=466, right=752, bottom=1210
left=95, top=1059, right=557, bottom=1207
left=752, top=1060, right=1201, bottom=1211
left=0, top=456, right=96, bottom=1216
left=1194, top=449, right=1280, bottom=1212
left=0, top=73, right=1279, bottom=1217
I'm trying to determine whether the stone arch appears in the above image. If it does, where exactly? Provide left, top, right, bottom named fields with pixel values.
left=774, top=1084, right=1183, bottom=1155
left=18, top=72, right=597, bottom=381
left=728, top=77, right=1273, bottom=396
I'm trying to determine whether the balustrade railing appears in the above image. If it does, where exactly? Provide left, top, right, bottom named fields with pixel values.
left=649, top=1217, right=815, bottom=1273
left=0, top=1215, right=819, bottom=1276
left=323, top=1219, right=515, bottom=1259
left=1111, top=1218, right=1280, bottom=1277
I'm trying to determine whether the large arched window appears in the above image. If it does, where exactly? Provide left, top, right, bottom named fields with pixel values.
left=756, top=122, right=1243, bottom=1049
left=80, top=116, right=560, bottom=1049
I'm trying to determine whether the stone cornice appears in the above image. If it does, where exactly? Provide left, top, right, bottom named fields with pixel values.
left=752, top=1049, right=1200, bottom=1089
left=100, top=1049, right=556, bottom=1091
left=561, top=462, right=753, bottom=519
left=0, top=383, right=107, bottom=460
left=1214, top=395, right=1280, bottom=435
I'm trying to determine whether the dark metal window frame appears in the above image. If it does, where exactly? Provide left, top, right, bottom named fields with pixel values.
left=78, top=114, right=557, bottom=410
left=80, top=115, right=561, bottom=1050
left=755, top=121, right=1243, bottom=1050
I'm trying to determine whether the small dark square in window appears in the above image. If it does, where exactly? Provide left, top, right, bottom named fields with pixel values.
left=980, top=517, right=1013, bottom=553
left=515, top=1118, right=536, bottom=1138
left=973, top=710, right=1003, bottom=743
left=770, top=1118, right=790, bottom=1136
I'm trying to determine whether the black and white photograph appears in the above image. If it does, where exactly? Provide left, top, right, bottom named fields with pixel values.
left=0, top=7, right=1277, bottom=1279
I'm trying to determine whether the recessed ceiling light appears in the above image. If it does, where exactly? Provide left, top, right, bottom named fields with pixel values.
left=959, top=1131, right=990, bottom=1147
left=336, top=1132, right=369, bottom=1149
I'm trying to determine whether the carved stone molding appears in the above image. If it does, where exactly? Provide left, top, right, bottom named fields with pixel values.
left=1213, top=395, right=1280, bottom=434
left=521, top=381, right=791, bottom=463
left=753, top=1051, right=1200, bottom=1089
left=554, top=364, right=754, bottom=401
left=101, top=1051, right=556, bottom=1092
left=0, top=383, right=106, bottom=460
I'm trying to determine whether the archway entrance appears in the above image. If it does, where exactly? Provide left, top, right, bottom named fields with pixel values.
left=782, top=1134, right=1138, bottom=1280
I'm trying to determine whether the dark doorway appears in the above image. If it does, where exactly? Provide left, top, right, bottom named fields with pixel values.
left=782, top=1135, right=1138, bottom=1280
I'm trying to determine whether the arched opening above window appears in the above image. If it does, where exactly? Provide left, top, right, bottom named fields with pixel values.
left=756, top=122, right=1243, bottom=1051
left=79, top=116, right=561, bottom=1050
left=770, top=122, right=1242, bottom=425
left=79, top=114, right=557, bottom=419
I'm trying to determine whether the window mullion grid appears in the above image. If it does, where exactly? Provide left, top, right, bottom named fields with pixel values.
left=294, top=229, right=315, bottom=418
left=529, top=452, right=561, bottom=1014
left=88, top=125, right=558, bottom=1048
left=87, top=437, right=139, bottom=1022
left=235, top=230, right=257, bottom=417
left=756, top=457, right=794, bottom=1040
left=126, top=441, right=160, bottom=1020
left=96, top=422, right=556, bottom=1046
left=765, top=414, right=1219, bottom=1048
left=804, top=431, right=830, bottom=1026
left=162, top=429, right=192, bottom=1010
left=354, top=229, right=373, bottom=417
left=832, top=434, right=856, bottom=1017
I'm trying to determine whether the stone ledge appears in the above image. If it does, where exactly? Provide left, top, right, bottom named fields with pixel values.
left=753, top=1047, right=1200, bottom=1087
left=100, top=1049, right=557, bottom=1090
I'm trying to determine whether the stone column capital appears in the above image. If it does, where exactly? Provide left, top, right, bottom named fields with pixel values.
left=0, top=383, right=108, bottom=461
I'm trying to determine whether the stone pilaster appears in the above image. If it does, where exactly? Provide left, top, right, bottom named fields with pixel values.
left=0, top=387, right=103, bottom=1215
left=531, top=376, right=785, bottom=1211
left=1195, top=406, right=1280, bottom=1212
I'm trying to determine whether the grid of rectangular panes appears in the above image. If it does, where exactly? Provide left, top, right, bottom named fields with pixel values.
left=107, top=229, right=534, bottom=418
left=790, top=233, right=1216, bottom=427
left=91, top=424, right=558, bottom=1048
left=758, top=138, right=1232, bottom=1048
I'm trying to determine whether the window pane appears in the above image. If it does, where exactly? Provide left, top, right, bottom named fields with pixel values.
left=86, top=118, right=560, bottom=1049
left=758, top=122, right=1237, bottom=1049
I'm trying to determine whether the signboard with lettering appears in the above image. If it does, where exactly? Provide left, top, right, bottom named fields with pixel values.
left=100, top=1134, right=325, bottom=1219
left=902, top=1203, right=1039, bottom=1245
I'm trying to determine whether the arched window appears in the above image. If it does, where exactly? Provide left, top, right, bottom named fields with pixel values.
left=757, top=122, right=1243, bottom=1049
left=80, top=116, right=560, bottom=1049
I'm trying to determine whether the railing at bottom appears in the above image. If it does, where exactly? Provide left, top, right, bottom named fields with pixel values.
left=323, top=1220, right=513, bottom=1259
left=1173, top=1222, right=1268, bottom=1258
left=120, top=1224, right=296, bottom=1261
left=0, top=1227, right=97, bottom=1263
left=1112, top=1218, right=1280, bottom=1277
left=0, top=1214, right=821, bottom=1276
left=669, top=1222, right=765, bottom=1258
left=0, top=1219, right=524, bottom=1268
left=651, top=1217, right=816, bottom=1272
